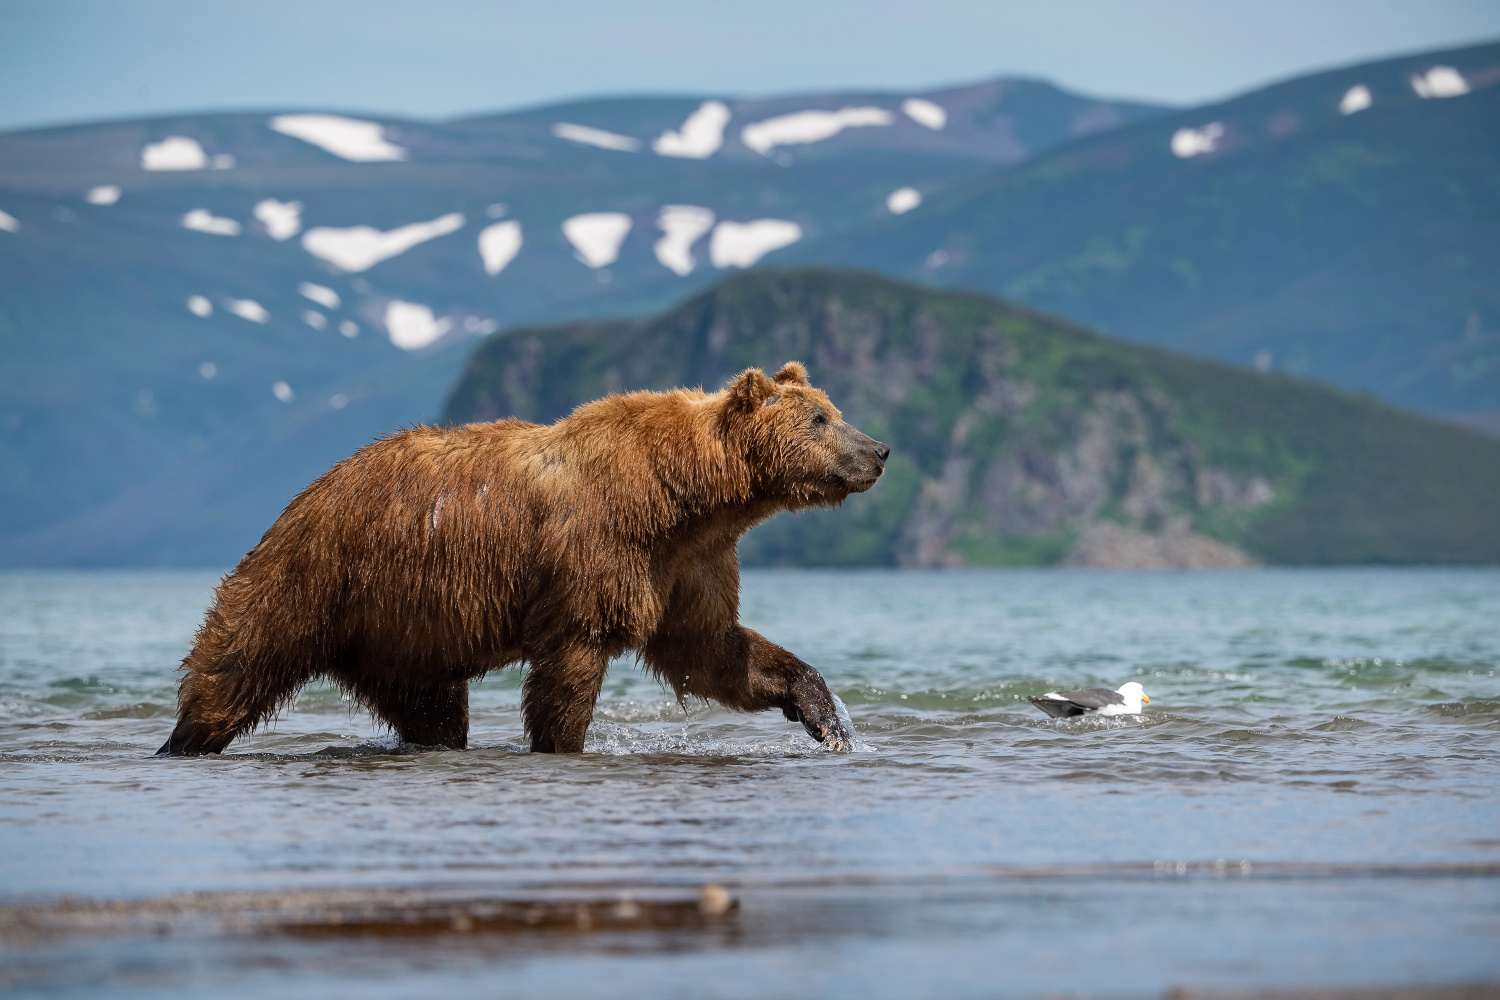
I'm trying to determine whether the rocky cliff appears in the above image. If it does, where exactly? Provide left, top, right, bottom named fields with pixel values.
left=445, top=269, right=1500, bottom=567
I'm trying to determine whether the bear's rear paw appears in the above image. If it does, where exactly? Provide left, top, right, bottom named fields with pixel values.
left=154, top=723, right=229, bottom=757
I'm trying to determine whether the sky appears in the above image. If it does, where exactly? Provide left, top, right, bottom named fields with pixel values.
left=1, top=0, right=1498, bottom=131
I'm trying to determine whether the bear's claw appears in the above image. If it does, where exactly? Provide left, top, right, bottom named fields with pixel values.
left=785, top=694, right=853, bottom=751
left=812, top=722, right=854, bottom=752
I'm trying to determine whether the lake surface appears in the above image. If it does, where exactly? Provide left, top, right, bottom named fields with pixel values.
left=1, top=568, right=1498, bottom=998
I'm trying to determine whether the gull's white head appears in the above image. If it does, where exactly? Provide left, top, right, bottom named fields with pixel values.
left=1117, top=681, right=1148, bottom=711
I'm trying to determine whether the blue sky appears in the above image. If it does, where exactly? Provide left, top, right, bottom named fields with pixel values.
left=2, top=0, right=1498, bottom=130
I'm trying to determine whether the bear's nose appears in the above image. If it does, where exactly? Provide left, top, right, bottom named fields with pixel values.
left=875, top=442, right=891, bottom=463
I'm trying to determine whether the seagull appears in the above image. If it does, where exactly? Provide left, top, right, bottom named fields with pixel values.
left=1028, top=682, right=1148, bottom=719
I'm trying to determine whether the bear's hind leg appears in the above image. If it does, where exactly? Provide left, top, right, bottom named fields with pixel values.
left=354, top=677, right=470, bottom=750
left=158, top=653, right=312, bottom=756
left=522, top=646, right=608, bottom=753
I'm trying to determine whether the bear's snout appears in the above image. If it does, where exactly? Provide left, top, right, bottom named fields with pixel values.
left=835, top=425, right=888, bottom=493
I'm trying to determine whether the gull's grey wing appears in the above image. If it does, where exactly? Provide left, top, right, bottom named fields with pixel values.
left=1054, top=687, right=1126, bottom=710
left=1028, top=696, right=1086, bottom=718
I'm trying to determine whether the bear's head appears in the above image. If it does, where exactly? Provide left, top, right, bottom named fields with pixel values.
left=720, top=362, right=889, bottom=508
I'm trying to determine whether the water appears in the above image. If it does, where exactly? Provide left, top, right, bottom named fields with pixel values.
left=1, top=568, right=1498, bottom=998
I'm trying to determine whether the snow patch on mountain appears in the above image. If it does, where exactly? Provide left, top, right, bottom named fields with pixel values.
left=563, top=212, right=632, bottom=268
left=1410, top=66, right=1469, bottom=99
left=254, top=199, right=302, bottom=240
left=552, top=122, right=641, bottom=152
left=0, top=209, right=18, bottom=232
left=741, top=107, right=894, bottom=155
left=302, top=310, right=327, bottom=330
left=902, top=98, right=947, bottom=130
left=142, top=136, right=207, bottom=171
left=270, top=115, right=408, bottom=161
left=709, top=219, right=802, bottom=268
left=886, top=187, right=922, bottom=214
left=654, top=205, right=715, bottom=275
left=1339, top=85, right=1373, bottom=115
left=299, top=282, right=340, bottom=309
left=187, top=295, right=212, bottom=317
left=1171, top=122, right=1225, bottom=158
left=653, top=101, right=731, bottom=158
left=479, top=220, right=523, bottom=275
left=225, top=298, right=269, bottom=323
left=301, top=213, right=465, bottom=272
left=86, top=185, right=122, bottom=205
left=272, top=381, right=294, bottom=403
left=385, top=300, right=450, bottom=350
left=182, top=209, right=241, bottom=236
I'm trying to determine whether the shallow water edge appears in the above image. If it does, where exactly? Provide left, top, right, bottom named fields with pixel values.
left=2, top=568, right=1497, bottom=997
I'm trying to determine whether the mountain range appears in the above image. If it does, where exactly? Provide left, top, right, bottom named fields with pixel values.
left=798, top=40, right=1500, bottom=427
left=0, top=42, right=1496, bottom=565
left=0, top=77, right=1163, bottom=565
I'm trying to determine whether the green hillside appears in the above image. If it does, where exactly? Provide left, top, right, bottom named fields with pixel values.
left=446, top=269, right=1500, bottom=567
left=799, top=41, right=1500, bottom=423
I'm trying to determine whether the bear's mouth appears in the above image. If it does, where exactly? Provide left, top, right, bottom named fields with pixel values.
left=838, top=466, right=884, bottom=493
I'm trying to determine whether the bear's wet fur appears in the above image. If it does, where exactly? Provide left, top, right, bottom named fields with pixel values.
left=158, top=363, right=888, bottom=756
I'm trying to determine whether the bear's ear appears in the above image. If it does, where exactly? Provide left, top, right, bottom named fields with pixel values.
left=723, top=367, right=778, bottom=416
left=773, top=362, right=810, bottom=386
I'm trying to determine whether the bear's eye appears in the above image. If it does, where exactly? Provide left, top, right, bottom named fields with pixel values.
left=811, top=411, right=828, bottom=428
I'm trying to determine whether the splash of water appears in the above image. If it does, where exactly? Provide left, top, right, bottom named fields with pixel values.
left=831, top=692, right=874, bottom=752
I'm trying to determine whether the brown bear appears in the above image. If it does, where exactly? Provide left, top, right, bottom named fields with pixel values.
left=157, top=362, right=888, bottom=756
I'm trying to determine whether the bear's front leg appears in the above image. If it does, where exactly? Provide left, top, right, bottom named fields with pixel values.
left=522, top=645, right=609, bottom=753
left=645, top=625, right=853, bottom=751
